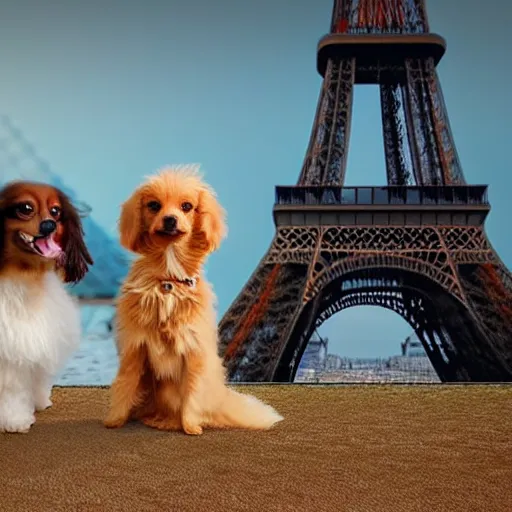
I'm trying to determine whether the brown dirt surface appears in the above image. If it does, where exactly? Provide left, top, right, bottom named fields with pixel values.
left=1, top=384, right=511, bottom=512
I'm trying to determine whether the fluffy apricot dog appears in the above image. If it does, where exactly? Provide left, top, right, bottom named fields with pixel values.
left=104, top=165, right=283, bottom=434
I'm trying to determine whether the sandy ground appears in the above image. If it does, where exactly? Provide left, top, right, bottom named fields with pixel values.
left=1, top=385, right=511, bottom=512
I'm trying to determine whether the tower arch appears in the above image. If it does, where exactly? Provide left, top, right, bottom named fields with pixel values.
left=219, top=0, right=512, bottom=383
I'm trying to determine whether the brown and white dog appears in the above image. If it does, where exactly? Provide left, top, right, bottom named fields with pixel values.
left=105, top=165, right=283, bottom=434
left=0, top=181, right=93, bottom=433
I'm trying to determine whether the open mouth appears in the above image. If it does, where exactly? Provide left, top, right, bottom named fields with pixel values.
left=18, top=231, right=63, bottom=259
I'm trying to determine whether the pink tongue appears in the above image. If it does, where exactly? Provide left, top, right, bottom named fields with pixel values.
left=34, top=236, right=63, bottom=258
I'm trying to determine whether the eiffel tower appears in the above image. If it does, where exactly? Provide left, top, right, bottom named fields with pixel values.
left=218, top=0, right=512, bottom=383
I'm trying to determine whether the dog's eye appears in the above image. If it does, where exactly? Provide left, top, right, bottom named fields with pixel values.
left=15, top=203, right=34, bottom=219
left=181, top=202, right=193, bottom=213
left=49, top=206, right=61, bottom=219
left=147, top=201, right=161, bottom=213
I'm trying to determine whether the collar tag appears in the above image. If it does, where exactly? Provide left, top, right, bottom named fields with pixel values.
left=160, top=276, right=197, bottom=292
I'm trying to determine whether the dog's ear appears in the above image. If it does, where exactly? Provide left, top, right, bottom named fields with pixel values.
left=196, top=185, right=227, bottom=253
left=58, top=191, right=94, bottom=283
left=0, top=183, right=20, bottom=268
left=119, top=191, right=143, bottom=253
left=0, top=190, right=6, bottom=265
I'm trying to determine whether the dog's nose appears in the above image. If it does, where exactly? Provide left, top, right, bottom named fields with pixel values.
left=39, top=219, right=57, bottom=236
left=162, top=215, right=177, bottom=232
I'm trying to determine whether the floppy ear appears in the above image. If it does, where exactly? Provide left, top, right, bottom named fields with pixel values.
left=196, top=186, right=227, bottom=253
left=0, top=195, right=5, bottom=265
left=58, top=192, right=94, bottom=283
left=119, top=191, right=143, bottom=253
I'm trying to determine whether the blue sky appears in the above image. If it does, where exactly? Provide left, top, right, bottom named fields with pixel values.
left=1, top=0, right=510, bottom=358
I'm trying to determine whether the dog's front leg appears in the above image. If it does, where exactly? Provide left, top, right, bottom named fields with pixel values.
left=32, top=367, right=54, bottom=411
left=181, top=350, right=205, bottom=436
left=104, top=342, right=146, bottom=429
left=0, top=363, right=36, bottom=433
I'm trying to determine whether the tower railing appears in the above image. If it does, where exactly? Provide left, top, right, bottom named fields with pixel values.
left=275, top=185, right=489, bottom=207
left=331, top=0, right=429, bottom=35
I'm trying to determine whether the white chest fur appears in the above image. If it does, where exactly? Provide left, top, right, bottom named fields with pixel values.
left=0, top=273, right=81, bottom=373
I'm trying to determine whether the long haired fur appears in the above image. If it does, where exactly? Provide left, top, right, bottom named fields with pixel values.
left=57, top=191, right=93, bottom=283
left=105, top=166, right=283, bottom=434
left=0, top=182, right=93, bottom=281
left=0, top=181, right=92, bottom=433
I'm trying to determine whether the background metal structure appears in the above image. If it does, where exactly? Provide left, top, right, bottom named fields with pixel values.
left=218, top=0, right=512, bottom=382
left=0, top=115, right=128, bottom=299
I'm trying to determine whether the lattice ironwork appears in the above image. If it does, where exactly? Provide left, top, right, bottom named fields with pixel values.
left=459, top=262, right=512, bottom=371
left=298, top=59, right=355, bottom=186
left=313, top=282, right=467, bottom=381
left=331, top=0, right=429, bottom=34
left=404, top=58, right=465, bottom=185
left=380, top=80, right=414, bottom=185
left=221, top=263, right=309, bottom=382
left=219, top=0, right=512, bottom=382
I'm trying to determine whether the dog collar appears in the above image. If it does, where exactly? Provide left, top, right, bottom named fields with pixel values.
left=160, top=276, right=198, bottom=293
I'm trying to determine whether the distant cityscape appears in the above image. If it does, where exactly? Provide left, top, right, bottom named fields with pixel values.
left=56, top=306, right=442, bottom=386
left=295, top=331, right=441, bottom=383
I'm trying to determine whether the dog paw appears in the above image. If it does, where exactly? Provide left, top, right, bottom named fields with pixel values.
left=183, top=423, right=203, bottom=436
left=0, top=414, right=36, bottom=434
left=141, top=415, right=181, bottom=431
left=35, top=398, right=53, bottom=412
left=104, top=414, right=127, bottom=429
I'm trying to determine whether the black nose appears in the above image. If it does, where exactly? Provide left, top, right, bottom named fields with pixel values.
left=39, top=220, right=57, bottom=236
left=162, top=215, right=177, bottom=232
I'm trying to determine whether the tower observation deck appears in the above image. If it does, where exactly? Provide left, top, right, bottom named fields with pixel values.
left=218, top=0, right=512, bottom=383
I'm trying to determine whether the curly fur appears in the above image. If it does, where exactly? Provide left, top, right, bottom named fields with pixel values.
left=105, top=166, right=283, bottom=434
